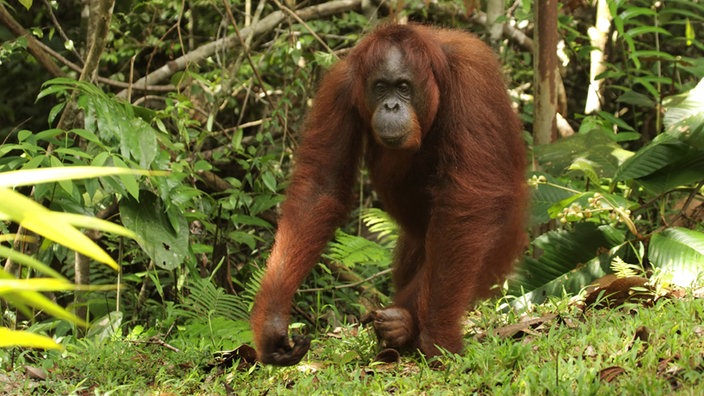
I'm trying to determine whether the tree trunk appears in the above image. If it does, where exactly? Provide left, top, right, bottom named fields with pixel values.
left=533, top=0, right=559, bottom=145
left=486, top=0, right=504, bottom=46
left=66, top=0, right=116, bottom=324
left=584, top=0, right=612, bottom=114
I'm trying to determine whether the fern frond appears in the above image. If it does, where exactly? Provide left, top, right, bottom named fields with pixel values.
left=242, top=265, right=265, bottom=310
left=610, top=257, right=641, bottom=278
left=325, top=230, right=393, bottom=268
left=179, top=277, right=249, bottom=321
left=361, top=208, right=399, bottom=245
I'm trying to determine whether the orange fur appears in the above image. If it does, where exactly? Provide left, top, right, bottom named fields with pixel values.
left=251, top=24, right=527, bottom=365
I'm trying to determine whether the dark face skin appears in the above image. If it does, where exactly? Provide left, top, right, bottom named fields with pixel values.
left=366, top=46, right=421, bottom=150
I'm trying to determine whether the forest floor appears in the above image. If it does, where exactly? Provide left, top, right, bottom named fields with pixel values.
left=2, top=293, right=704, bottom=395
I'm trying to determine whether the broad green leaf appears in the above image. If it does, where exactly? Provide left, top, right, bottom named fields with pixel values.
left=568, top=158, right=600, bottom=186
left=0, top=328, right=61, bottom=350
left=597, top=111, right=636, bottom=132
left=31, top=129, right=63, bottom=143
left=6, top=291, right=87, bottom=326
left=119, top=191, right=189, bottom=271
left=232, top=128, right=244, bottom=152
left=49, top=155, right=74, bottom=195
left=261, top=171, right=277, bottom=193
left=649, top=228, right=704, bottom=287
left=663, top=78, right=704, bottom=149
left=227, top=231, right=258, bottom=250
left=86, top=311, right=123, bottom=342
left=660, top=3, right=704, bottom=21
left=231, top=214, right=272, bottom=228
left=637, top=154, right=704, bottom=195
left=111, top=156, right=140, bottom=199
left=52, top=147, right=93, bottom=160
left=631, top=50, right=677, bottom=62
left=48, top=102, right=65, bottom=125
left=124, top=117, right=158, bottom=168
left=511, top=223, right=624, bottom=294
left=512, top=255, right=610, bottom=310
left=527, top=173, right=575, bottom=225
left=617, top=91, right=656, bottom=108
left=614, top=140, right=689, bottom=181
left=535, top=129, right=625, bottom=176
left=70, top=128, right=104, bottom=146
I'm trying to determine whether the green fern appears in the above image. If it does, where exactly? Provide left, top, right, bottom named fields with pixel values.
left=360, top=208, right=399, bottom=246
left=324, top=209, right=398, bottom=269
left=242, top=265, right=265, bottom=310
left=325, top=231, right=393, bottom=268
left=178, top=277, right=248, bottom=321
left=609, top=256, right=642, bottom=278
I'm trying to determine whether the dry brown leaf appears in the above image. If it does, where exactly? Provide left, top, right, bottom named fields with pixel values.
left=374, top=348, right=401, bottom=364
left=207, top=344, right=258, bottom=372
left=599, top=366, right=626, bottom=382
left=493, top=314, right=558, bottom=339
left=584, top=276, right=652, bottom=308
left=24, top=366, right=47, bottom=380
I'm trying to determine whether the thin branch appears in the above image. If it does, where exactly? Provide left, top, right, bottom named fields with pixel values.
left=116, top=0, right=362, bottom=99
left=222, top=0, right=276, bottom=112
left=0, top=3, right=63, bottom=76
left=271, top=0, right=337, bottom=56
left=56, top=0, right=116, bottom=132
left=299, top=268, right=392, bottom=293
left=36, top=38, right=177, bottom=92
left=469, top=10, right=533, bottom=53
left=42, top=0, right=84, bottom=65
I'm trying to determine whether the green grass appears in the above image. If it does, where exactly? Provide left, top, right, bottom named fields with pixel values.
left=2, top=296, right=704, bottom=394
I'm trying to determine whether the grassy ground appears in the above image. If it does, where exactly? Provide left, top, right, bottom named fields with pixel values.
left=2, top=295, right=704, bottom=395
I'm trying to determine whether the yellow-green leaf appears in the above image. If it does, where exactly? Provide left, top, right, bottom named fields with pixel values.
left=0, top=277, right=115, bottom=294
left=17, top=0, right=33, bottom=10
left=0, top=328, right=62, bottom=350
left=0, top=188, right=118, bottom=269
left=53, top=212, right=139, bottom=241
left=685, top=18, right=694, bottom=47
left=0, top=245, right=67, bottom=280
left=4, top=288, right=88, bottom=327
left=0, top=278, right=74, bottom=294
left=0, top=166, right=158, bottom=188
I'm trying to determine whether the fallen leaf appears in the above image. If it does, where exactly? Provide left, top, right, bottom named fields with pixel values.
left=583, top=345, right=597, bottom=358
left=297, top=362, right=324, bottom=373
left=584, top=276, right=652, bottom=308
left=493, top=314, right=557, bottom=339
left=633, top=326, right=651, bottom=343
left=206, top=344, right=258, bottom=371
left=24, top=366, right=47, bottom=380
left=599, top=366, right=626, bottom=382
left=374, top=348, right=400, bottom=364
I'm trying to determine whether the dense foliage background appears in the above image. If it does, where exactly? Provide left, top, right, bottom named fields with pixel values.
left=1, top=0, right=703, bottom=386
